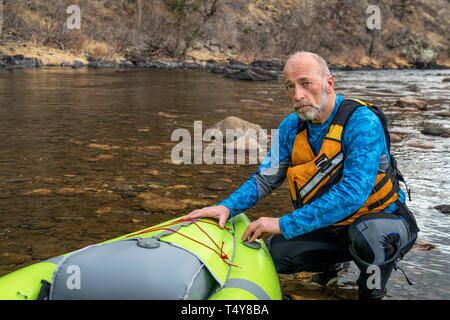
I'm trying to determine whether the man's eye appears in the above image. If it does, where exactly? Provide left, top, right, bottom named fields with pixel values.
left=286, top=83, right=294, bottom=90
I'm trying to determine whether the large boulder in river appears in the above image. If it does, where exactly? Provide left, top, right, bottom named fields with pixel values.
left=205, top=116, right=268, bottom=152
left=209, top=116, right=265, bottom=140
left=394, top=97, right=428, bottom=110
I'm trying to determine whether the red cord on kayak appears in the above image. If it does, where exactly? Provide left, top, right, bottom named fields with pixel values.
left=126, top=218, right=239, bottom=268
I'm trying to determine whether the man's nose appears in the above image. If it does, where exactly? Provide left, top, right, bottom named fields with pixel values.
left=294, top=85, right=307, bottom=101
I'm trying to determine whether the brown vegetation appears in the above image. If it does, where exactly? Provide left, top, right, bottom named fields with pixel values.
left=0, top=0, right=448, bottom=67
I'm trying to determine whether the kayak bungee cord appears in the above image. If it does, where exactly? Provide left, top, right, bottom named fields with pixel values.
left=125, top=217, right=239, bottom=268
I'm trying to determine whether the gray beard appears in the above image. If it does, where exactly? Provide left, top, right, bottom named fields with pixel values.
left=294, top=90, right=329, bottom=121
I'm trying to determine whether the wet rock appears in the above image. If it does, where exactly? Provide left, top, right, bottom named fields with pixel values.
left=5, top=178, right=31, bottom=183
left=198, top=193, right=219, bottom=199
left=390, top=133, right=402, bottom=143
left=407, top=142, right=434, bottom=149
left=60, top=61, right=71, bottom=67
left=96, top=207, right=112, bottom=215
left=224, top=68, right=278, bottom=81
left=442, top=78, right=450, bottom=83
left=55, top=188, right=85, bottom=196
left=96, top=154, right=114, bottom=160
left=405, top=84, right=421, bottom=92
left=388, top=106, right=420, bottom=113
left=169, top=185, right=189, bottom=189
left=429, top=104, right=442, bottom=110
left=41, top=177, right=62, bottom=184
left=23, top=189, right=53, bottom=196
left=435, top=204, right=450, bottom=214
left=87, top=59, right=119, bottom=68
left=87, top=143, right=120, bottom=151
left=249, top=58, right=284, bottom=71
left=197, top=170, right=216, bottom=174
left=421, top=126, right=450, bottom=137
left=0, top=54, right=42, bottom=68
left=210, top=116, right=266, bottom=141
left=204, top=181, right=229, bottom=191
left=83, top=154, right=114, bottom=162
left=72, top=60, right=85, bottom=68
left=436, top=111, right=450, bottom=118
left=210, top=66, right=231, bottom=74
left=119, top=60, right=134, bottom=67
left=395, top=97, right=428, bottom=110
left=157, top=112, right=177, bottom=119
left=143, top=169, right=159, bottom=175
left=179, top=198, right=213, bottom=207
left=412, top=242, right=435, bottom=251
left=138, top=192, right=188, bottom=211
left=1, top=252, right=30, bottom=265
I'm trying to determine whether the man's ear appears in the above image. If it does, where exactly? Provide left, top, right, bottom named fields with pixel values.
left=326, top=75, right=335, bottom=94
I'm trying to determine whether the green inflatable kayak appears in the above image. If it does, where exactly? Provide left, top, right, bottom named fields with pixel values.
left=0, top=213, right=282, bottom=300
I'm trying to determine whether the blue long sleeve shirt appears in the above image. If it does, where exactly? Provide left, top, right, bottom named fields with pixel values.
left=217, top=95, right=404, bottom=239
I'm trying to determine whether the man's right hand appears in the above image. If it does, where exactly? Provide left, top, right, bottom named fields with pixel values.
left=184, top=205, right=230, bottom=229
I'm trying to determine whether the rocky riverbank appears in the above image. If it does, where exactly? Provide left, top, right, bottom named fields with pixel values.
left=1, top=42, right=449, bottom=83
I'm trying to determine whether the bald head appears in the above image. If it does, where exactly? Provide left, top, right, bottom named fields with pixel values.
left=283, top=51, right=330, bottom=80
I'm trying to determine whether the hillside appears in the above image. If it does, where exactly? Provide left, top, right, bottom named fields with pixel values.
left=0, top=0, right=449, bottom=69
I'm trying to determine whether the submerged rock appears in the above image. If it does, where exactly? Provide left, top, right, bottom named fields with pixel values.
left=407, top=142, right=434, bottom=149
left=204, top=181, right=229, bottom=191
left=436, top=111, right=450, bottom=118
left=395, top=97, right=428, bottom=110
left=23, top=189, right=53, bottom=196
left=421, top=126, right=450, bottom=137
left=138, top=192, right=188, bottom=211
left=405, top=84, right=421, bottom=92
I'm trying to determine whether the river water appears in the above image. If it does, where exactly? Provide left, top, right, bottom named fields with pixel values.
left=0, top=67, right=448, bottom=300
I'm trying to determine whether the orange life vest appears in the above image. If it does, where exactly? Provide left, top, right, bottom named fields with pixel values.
left=286, top=98, right=400, bottom=225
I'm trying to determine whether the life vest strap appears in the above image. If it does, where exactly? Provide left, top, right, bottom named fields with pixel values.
left=367, top=186, right=398, bottom=211
left=371, top=165, right=392, bottom=195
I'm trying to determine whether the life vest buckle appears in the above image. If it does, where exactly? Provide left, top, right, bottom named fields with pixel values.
left=315, top=154, right=332, bottom=172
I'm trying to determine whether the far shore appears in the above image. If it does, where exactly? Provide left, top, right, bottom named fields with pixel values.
left=1, top=42, right=449, bottom=73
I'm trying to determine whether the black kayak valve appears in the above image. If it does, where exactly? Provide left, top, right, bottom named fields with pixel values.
left=242, top=240, right=262, bottom=249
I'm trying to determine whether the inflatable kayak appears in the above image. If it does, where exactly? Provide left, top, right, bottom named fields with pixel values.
left=0, top=213, right=282, bottom=300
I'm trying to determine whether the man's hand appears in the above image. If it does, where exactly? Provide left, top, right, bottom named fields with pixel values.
left=184, top=205, right=230, bottom=229
left=241, top=217, right=281, bottom=243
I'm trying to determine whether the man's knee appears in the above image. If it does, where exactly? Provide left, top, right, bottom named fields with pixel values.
left=347, top=212, right=409, bottom=266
